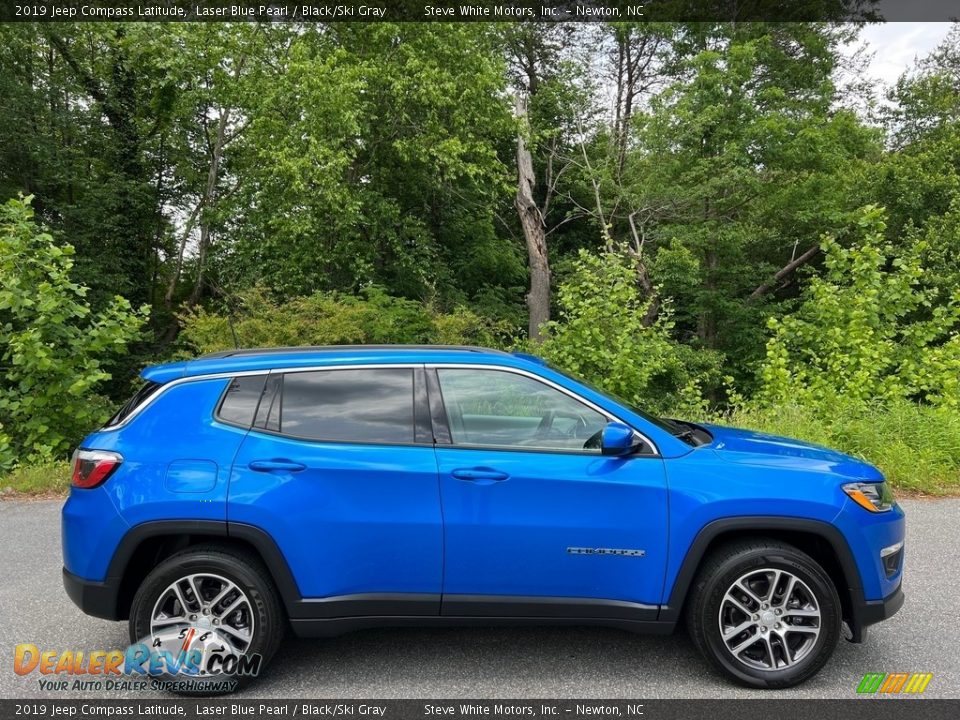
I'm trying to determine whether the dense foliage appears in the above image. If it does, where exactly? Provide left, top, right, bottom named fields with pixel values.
left=538, top=250, right=721, bottom=415
left=0, top=197, right=147, bottom=466
left=758, top=206, right=960, bottom=409
left=1, top=21, right=959, bottom=491
left=179, top=287, right=513, bottom=354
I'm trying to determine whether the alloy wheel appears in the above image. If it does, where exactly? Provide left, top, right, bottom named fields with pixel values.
left=149, top=573, right=255, bottom=662
left=718, top=567, right=821, bottom=671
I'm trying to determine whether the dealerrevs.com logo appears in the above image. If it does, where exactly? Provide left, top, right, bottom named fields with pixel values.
left=13, top=639, right=262, bottom=694
left=857, top=673, right=933, bottom=695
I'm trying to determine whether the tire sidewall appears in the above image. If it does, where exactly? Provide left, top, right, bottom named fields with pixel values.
left=129, top=551, right=280, bottom=692
left=698, top=548, right=841, bottom=688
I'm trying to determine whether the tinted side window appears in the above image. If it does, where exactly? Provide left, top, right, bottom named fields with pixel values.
left=280, top=369, right=414, bottom=444
left=217, top=376, right=267, bottom=428
left=436, top=369, right=608, bottom=452
left=106, top=381, right=161, bottom=426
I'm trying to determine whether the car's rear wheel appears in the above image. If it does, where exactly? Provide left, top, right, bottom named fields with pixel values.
left=686, top=539, right=841, bottom=688
left=129, top=544, right=284, bottom=694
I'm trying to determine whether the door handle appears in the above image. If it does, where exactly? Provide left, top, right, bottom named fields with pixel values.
left=248, top=459, right=307, bottom=473
left=451, top=467, right=509, bottom=482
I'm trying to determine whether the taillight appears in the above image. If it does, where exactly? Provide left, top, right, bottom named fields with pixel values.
left=71, top=449, right=123, bottom=489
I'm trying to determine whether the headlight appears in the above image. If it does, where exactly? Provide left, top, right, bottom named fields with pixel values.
left=842, top=481, right=895, bottom=513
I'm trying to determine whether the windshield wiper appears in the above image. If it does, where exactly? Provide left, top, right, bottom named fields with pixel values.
left=669, top=420, right=704, bottom=445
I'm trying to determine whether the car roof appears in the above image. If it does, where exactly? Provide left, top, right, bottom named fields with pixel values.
left=199, top=344, right=511, bottom=360
left=141, top=345, right=531, bottom=383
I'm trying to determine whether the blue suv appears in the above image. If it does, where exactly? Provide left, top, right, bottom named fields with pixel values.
left=62, top=345, right=904, bottom=690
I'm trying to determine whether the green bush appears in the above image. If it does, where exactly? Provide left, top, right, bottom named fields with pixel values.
left=538, top=249, right=722, bottom=415
left=0, top=196, right=148, bottom=466
left=178, top=286, right=516, bottom=355
left=0, top=423, right=12, bottom=476
left=758, top=205, right=960, bottom=409
left=730, top=206, right=960, bottom=494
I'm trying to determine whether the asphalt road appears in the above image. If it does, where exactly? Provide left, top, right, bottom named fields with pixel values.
left=0, top=498, right=957, bottom=699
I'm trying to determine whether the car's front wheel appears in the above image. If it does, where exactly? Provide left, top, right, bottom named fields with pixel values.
left=686, top=539, right=842, bottom=688
left=129, top=544, right=284, bottom=694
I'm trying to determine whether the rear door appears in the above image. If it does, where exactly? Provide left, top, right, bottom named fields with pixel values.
left=228, top=365, right=442, bottom=614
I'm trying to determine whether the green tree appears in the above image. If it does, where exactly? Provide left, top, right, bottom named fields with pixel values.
left=221, top=24, right=517, bottom=310
left=757, top=206, right=960, bottom=409
left=0, top=25, right=179, bottom=308
left=875, top=23, right=960, bottom=247
left=614, top=23, right=882, bottom=390
left=539, top=249, right=721, bottom=414
left=888, top=23, right=960, bottom=149
left=0, top=197, right=148, bottom=464
left=178, top=286, right=513, bottom=356
left=151, top=24, right=285, bottom=314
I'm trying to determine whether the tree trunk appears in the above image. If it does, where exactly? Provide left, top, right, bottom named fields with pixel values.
left=187, top=45, right=254, bottom=307
left=698, top=196, right=718, bottom=348
left=188, top=108, right=229, bottom=306
left=163, top=200, right=202, bottom=307
left=627, top=212, right=660, bottom=327
left=748, top=244, right=820, bottom=300
left=699, top=245, right=718, bottom=347
left=514, top=92, right=550, bottom=342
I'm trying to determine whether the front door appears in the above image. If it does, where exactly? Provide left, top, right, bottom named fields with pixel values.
left=432, top=366, right=668, bottom=616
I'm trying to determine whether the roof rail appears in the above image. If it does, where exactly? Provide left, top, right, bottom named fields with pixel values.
left=199, top=344, right=511, bottom=360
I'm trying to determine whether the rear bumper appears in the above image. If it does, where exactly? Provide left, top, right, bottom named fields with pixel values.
left=847, top=583, right=904, bottom=643
left=63, top=567, right=123, bottom=621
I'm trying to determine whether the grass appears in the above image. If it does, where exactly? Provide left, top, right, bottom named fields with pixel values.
left=719, top=400, right=960, bottom=496
left=1, top=460, right=71, bottom=498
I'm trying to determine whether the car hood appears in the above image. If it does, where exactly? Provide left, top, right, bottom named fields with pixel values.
left=698, top=423, right=884, bottom=481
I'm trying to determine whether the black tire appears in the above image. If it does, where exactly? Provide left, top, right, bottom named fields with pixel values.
left=129, top=544, right=284, bottom=695
left=685, top=538, right=841, bottom=689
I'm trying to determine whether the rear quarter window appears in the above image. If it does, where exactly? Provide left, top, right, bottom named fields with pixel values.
left=217, top=375, right=268, bottom=428
left=106, top=381, right=162, bottom=427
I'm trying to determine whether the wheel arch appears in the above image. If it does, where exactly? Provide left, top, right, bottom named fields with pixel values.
left=660, top=517, right=864, bottom=631
left=108, top=521, right=301, bottom=621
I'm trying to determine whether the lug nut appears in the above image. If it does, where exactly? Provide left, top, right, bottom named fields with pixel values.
left=775, top=622, right=781, bottom=629
left=189, top=614, right=197, bottom=621
left=753, top=614, right=759, bottom=620
left=762, top=603, right=769, bottom=610
left=775, top=609, right=782, bottom=615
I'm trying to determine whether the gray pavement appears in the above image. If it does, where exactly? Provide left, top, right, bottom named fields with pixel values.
left=0, top=498, right=957, bottom=699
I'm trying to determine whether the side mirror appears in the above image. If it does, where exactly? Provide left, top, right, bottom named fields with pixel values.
left=601, top=421, right=638, bottom=456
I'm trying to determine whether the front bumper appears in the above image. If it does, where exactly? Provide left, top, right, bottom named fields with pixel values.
left=63, top=567, right=123, bottom=620
left=847, top=582, right=904, bottom=643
